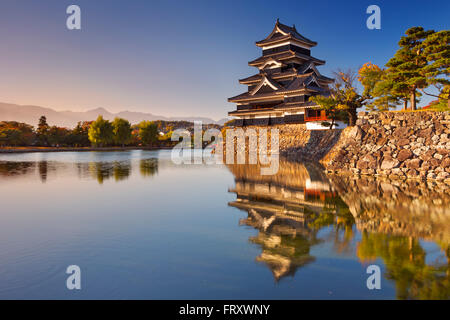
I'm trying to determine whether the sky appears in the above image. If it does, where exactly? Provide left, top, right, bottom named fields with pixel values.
left=0, top=0, right=448, bottom=120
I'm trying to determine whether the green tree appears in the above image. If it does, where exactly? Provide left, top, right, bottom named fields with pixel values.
left=138, top=121, right=158, bottom=146
left=385, top=27, right=435, bottom=110
left=112, top=117, right=132, bottom=147
left=309, top=95, right=343, bottom=129
left=88, top=116, right=113, bottom=147
left=37, top=116, right=50, bottom=146
left=47, top=126, right=71, bottom=147
left=421, top=30, right=450, bottom=109
left=358, top=63, right=404, bottom=111
left=71, top=121, right=91, bottom=147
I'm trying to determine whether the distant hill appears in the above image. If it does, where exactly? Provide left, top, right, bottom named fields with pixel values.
left=0, top=102, right=229, bottom=128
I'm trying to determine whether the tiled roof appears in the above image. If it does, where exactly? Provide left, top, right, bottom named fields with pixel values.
left=284, top=75, right=313, bottom=91
left=248, top=51, right=325, bottom=66
left=239, top=69, right=299, bottom=84
left=228, top=83, right=321, bottom=103
left=228, top=90, right=282, bottom=102
left=256, top=20, right=317, bottom=47
left=297, top=63, right=333, bottom=82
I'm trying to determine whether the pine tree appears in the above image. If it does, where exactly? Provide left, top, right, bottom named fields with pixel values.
left=37, top=115, right=50, bottom=146
left=385, top=27, right=435, bottom=110
left=358, top=63, right=404, bottom=111
left=421, top=30, right=450, bottom=108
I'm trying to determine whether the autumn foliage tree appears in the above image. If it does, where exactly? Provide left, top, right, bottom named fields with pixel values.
left=0, top=121, right=35, bottom=146
left=311, top=69, right=364, bottom=127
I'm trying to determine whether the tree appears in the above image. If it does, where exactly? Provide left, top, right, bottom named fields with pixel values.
left=37, top=116, right=50, bottom=146
left=88, top=116, right=113, bottom=147
left=47, top=126, right=71, bottom=147
left=138, top=121, right=158, bottom=146
left=309, top=95, right=343, bottom=129
left=359, top=28, right=449, bottom=111
left=112, top=117, right=132, bottom=147
left=358, top=62, right=404, bottom=111
left=421, top=30, right=450, bottom=108
left=71, top=121, right=91, bottom=147
left=0, top=121, right=35, bottom=146
left=385, top=27, right=435, bottom=110
left=311, top=69, right=364, bottom=127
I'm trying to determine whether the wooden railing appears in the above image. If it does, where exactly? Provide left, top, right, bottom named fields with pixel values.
left=304, top=115, right=328, bottom=122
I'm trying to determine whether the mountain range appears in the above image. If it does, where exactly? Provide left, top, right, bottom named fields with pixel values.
left=0, top=102, right=229, bottom=128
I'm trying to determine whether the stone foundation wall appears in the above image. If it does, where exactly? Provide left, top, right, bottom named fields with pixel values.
left=234, top=124, right=342, bottom=161
left=323, top=111, right=450, bottom=181
left=229, top=111, right=449, bottom=181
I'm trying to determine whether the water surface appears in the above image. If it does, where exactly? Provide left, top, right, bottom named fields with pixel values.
left=0, top=150, right=448, bottom=299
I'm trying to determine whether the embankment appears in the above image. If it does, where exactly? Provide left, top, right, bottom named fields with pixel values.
left=234, top=111, right=450, bottom=182
left=230, top=123, right=342, bottom=161
left=323, top=111, right=450, bottom=181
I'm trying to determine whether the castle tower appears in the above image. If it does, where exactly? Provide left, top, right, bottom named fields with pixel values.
left=228, top=20, right=333, bottom=127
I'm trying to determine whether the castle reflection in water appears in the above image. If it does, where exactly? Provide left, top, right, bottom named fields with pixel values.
left=227, top=161, right=450, bottom=299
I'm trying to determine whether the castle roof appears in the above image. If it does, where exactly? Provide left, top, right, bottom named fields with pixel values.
left=255, top=19, right=317, bottom=48
left=248, top=50, right=325, bottom=66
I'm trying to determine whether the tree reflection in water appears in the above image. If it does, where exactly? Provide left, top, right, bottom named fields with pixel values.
left=87, top=159, right=158, bottom=183
left=139, top=158, right=158, bottom=177
left=357, top=232, right=449, bottom=299
left=38, top=161, right=48, bottom=183
left=227, top=160, right=450, bottom=299
left=0, top=161, right=35, bottom=177
left=0, top=158, right=159, bottom=184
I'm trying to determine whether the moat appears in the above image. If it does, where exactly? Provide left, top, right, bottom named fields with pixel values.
left=0, top=150, right=448, bottom=299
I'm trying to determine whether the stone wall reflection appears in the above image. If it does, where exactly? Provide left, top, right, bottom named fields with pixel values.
left=328, top=175, right=450, bottom=245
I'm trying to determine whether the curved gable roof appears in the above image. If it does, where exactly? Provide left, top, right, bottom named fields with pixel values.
left=256, top=20, right=317, bottom=47
left=250, top=75, right=282, bottom=95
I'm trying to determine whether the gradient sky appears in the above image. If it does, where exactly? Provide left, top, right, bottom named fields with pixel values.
left=0, top=0, right=448, bottom=120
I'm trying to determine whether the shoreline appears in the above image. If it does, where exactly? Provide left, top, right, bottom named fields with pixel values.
left=0, top=146, right=173, bottom=154
left=324, top=170, right=450, bottom=184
